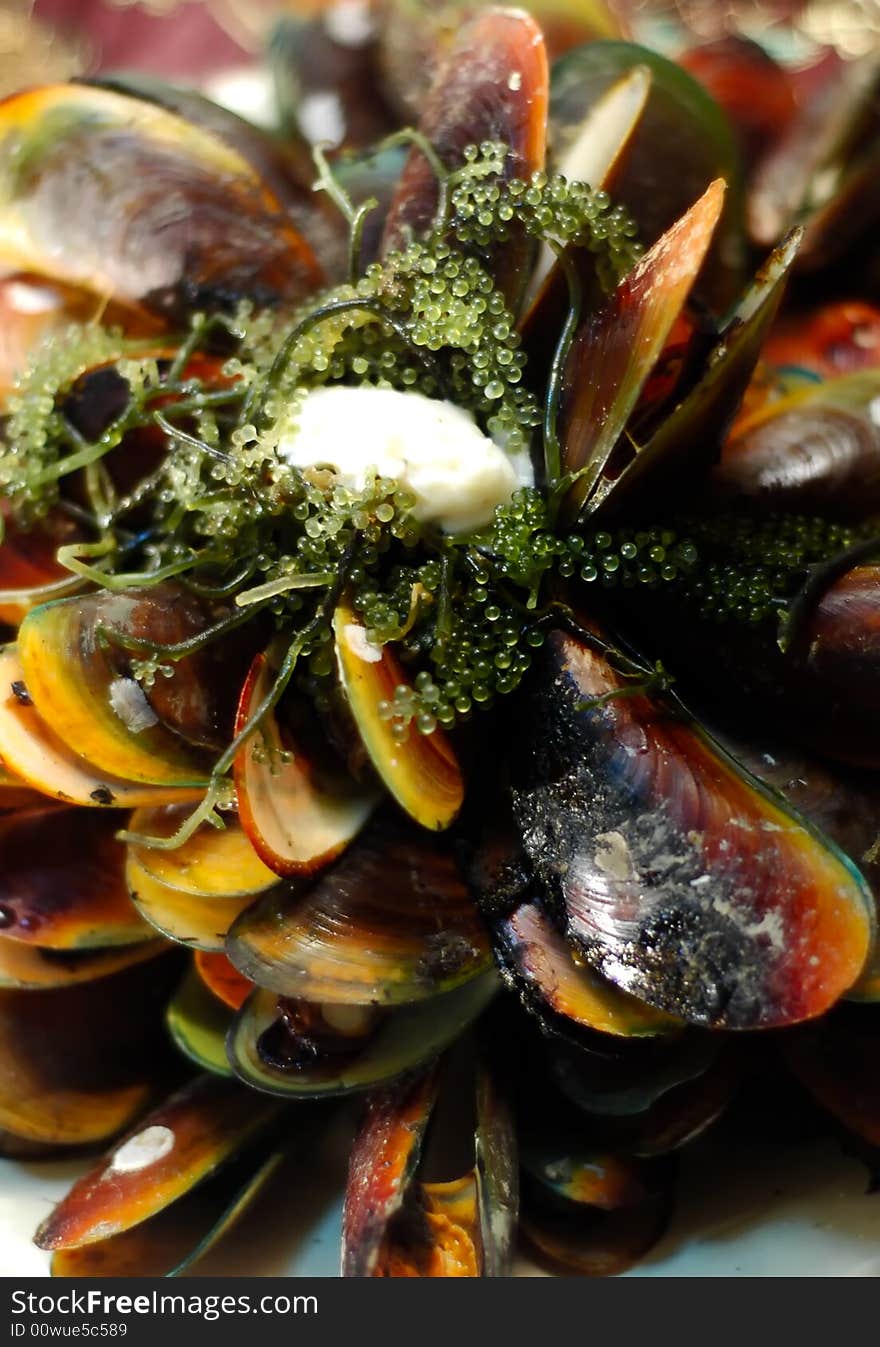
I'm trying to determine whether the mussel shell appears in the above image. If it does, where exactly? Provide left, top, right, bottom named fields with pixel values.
left=125, top=854, right=258, bottom=952
left=510, top=625, right=875, bottom=1029
left=550, top=40, right=745, bottom=312
left=474, top=1062, right=519, bottom=1276
left=34, top=1073, right=283, bottom=1250
left=560, top=179, right=725, bottom=515
left=16, top=586, right=248, bottom=785
left=343, top=1052, right=517, bottom=1278
left=599, top=226, right=802, bottom=518
left=234, top=651, right=376, bottom=877
left=227, top=813, right=491, bottom=1006
left=748, top=55, right=880, bottom=260
left=0, top=805, right=151, bottom=948
left=194, top=950, right=253, bottom=1012
left=547, top=1030, right=720, bottom=1120
left=89, top=74, right=318, bottom=217
left=0, top=953, right=181, bottom=1145
left=227, top=973, right=498, bottom=1099
left=0, top=645, right=203, bottom=808
left=0, top=84, right=322, bottom=320
left=493, top=898, right=680, bottom=1041
left=342, top=1068, right=438, bottom=1277
left=800, top=563, right=880, bottom=719
left=620, top=563, right=880, bottom=772
left=701, top=722, right=880, bottom=1003
left=714, top=371, right=880, bottom=519
left=0, top=502, right=81, bottom=624
left=127, top=803, right=278, bottom=899
left=0, top=762, right=42, bottom=811
left=381, top=7, right=548, bottom=311
left=0, top=936, right=168, bottom=990
left=166, top=964, right=235, bottom=1078
left=519, top=65, right=650, bottom=365
left=519, top=1178, right=671, bottom=1276
left=0, top=274, right=159, bottom=408
left=333, top=599, right=464, bottom=830
left=50, top=1142, right=284, bottom=1277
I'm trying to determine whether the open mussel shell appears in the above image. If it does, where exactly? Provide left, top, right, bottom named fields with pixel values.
left=559, top=179, right=725, bottom=516
left=550, top=40, right=745, bottom=312
left=227, top=972, right=498, bottom=1099
left=381, top=7, right=548, bottom=310
left=0, top=953, right=181, bottom=1146
left=51, top=1143, right=285, bottom=1277
left=510, top=624, right=875, bottom=1030
left=599, top=226, right=802, bottom=518
left=234, top=651, right=376, bottom=876
left=333, top=599, right=464, bottom=830
left=34, top=1073, right=284, bottom=1251
left=0, top=84, right=322, bottom=321
left=713, top=370, right=880, bottom=519
left=520, top=65, right=650, bottom=340
left=0, top=805, right=151, bottom=948
left=227, top=812, right=491, bottom=1006
left=494, top=898, right=679, bottom=1041
left=0, top=646, right=202, bottom=808
left=343, top=1050, right=517, bottom=1277
left=16, top=586, right=246, bottom=786
left=166, top=964, right=235, bottom=1078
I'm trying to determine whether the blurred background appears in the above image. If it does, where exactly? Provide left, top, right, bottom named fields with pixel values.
left=1, top=2, right=876, bottom=111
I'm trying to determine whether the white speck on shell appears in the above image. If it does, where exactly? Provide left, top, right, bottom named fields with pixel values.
left=110, top=1125, right=175, bottom=1174
left=344, top=623, right=382, bottom=663
left=593, top=830, right=634, bottom=883
left=108, top=678, right=159, bottom=734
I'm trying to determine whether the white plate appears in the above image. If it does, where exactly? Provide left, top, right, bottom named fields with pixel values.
left=3, top=1111, right=878, bottom=1277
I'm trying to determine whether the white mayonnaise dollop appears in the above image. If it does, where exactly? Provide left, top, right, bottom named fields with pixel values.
left=278, top=385, right=534, bottom=534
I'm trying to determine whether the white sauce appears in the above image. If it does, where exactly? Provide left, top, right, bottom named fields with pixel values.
left=278, top=386, right=534, bottom=534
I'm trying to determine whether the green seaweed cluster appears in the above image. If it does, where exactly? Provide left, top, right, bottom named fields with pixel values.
left=0, top=137, right=871, bottom=751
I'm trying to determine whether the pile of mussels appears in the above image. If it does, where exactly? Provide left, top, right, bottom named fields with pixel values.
left=0, top=1, right=879, bottom=1277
